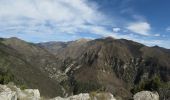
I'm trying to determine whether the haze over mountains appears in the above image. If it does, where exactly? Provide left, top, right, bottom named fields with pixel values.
left=0, top=37, right=169, bottom=100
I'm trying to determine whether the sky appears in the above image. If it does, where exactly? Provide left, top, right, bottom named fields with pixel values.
left=0, top=0, right=170, bottom=48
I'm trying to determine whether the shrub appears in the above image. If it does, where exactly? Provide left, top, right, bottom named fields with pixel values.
left=20, top=84, right=27, bottom=90
left=0, top=69, right=14, bottom=84
left=73, top=81, right=103, bottom=94
left=131, top=75, right=163, bottom=94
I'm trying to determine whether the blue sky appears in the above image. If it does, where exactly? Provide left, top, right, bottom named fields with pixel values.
left=0, top=0, right=170, bottom=48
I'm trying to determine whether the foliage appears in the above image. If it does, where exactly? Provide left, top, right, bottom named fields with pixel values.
left=20, top=84, right=27, bottom=90
left=0, top=69, right=14, bottom=84
left=73, top=81, right=104, bottom=94
left=131, top=75, right=168, bottom=94
left=89, top=92, right=108, bottom=100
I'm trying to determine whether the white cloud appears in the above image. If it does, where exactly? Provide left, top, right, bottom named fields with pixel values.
left=75, top=25, right=114, bottom=37
left=154, top=34, right=160, bottom=37
left=0, top=0, right=107, bottom=36
left=126, top=22, right=151, bottom=36
left=113, top=27, right=121, bottom=32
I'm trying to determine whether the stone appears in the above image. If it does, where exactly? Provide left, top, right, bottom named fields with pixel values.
left=0, top=84, right=17, bottom=100
left=0, top=84, right=40, bottom=100
left=134, top=91, right=159, bottom=100
left=17, top=89, right=40, bottom=100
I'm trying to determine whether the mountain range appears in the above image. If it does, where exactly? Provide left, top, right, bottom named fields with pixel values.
left=0, top=37, right=169, bottom=100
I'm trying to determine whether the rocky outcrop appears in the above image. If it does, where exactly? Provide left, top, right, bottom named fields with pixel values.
left=0, top=84, right=117, bottom=100
left=0, top=84, right=162, bottom=100
left=133, top=91, right=159, bottom=100
left=0, top=84, right=40, bottom=100
left=0, top=85, right=17, bottom=100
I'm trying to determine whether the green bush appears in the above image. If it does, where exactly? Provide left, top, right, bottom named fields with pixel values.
left=0, top=68, right=28, bottom=90
left=131, top=76, right=164, bottom=94
left=73, top=81, right=104, bottom=94
left=20, top=84, right=27, bottom=90
left=0, top=69, right=14, bottom=84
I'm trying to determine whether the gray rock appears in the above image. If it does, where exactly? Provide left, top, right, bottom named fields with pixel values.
left=0, top=84, right=17, bottom=100
left=17, top=89, right=40, bottom=100
left=0, top=84, right=40, bottom=100
left=134, top=91, right=159, bottom=100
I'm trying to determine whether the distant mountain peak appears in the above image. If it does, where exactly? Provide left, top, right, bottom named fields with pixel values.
left=7, top=37, right=20, bottom=40
left=153, top=45, right=160, bottom=48
left=103, top=36, right=115, bottom=40
left=75, top=38, right=91, bottom=43
left=3, top=37, right=25, bottom=43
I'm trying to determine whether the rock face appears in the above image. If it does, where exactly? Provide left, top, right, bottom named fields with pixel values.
left=0, top=84, right=40, bottom=100
left=133, top=91, right=159, bottom=100
left=17, top=89, right=40, bottom=100
left=51, top=93, right=116, bottom=100
left=0, top=85, right=17, bottom=100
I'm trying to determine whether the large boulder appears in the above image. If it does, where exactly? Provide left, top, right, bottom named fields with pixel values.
left=133, top=91, right=159, bottom=100
left=0, top=84, right=17, bottom=100
left=17, top=89, right=40, bottom=100
left=0, top=84, right=40, bottom=100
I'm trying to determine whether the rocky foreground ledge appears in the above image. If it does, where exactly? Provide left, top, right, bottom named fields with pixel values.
left=0, top=84, right=159, bottom=100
